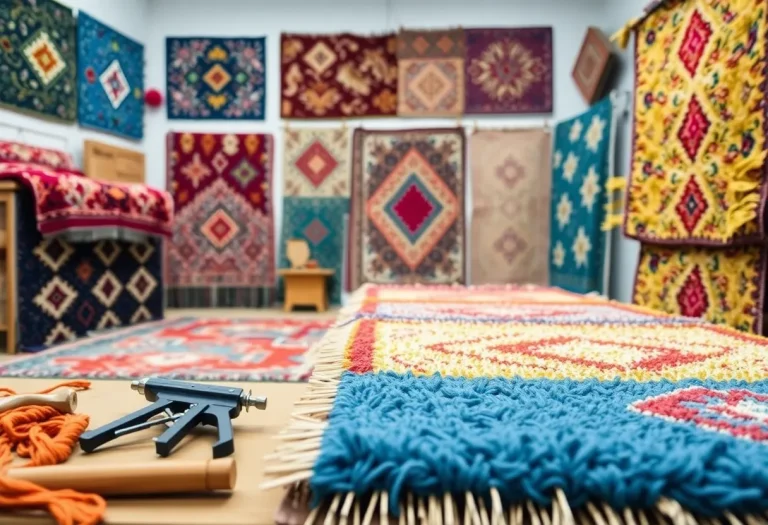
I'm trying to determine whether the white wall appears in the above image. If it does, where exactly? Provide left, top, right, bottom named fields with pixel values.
left=605, top=0, right=646, bottom=303
left=0, top=0, right=148, bottom=164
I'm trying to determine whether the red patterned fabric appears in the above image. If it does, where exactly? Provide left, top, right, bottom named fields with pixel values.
left=0, top=162, right=173, bottom=237
left=164, top=132, right=275, bottom=307
left=280, top=33, right=398, bottom=118
left=0, top=140, right=77, bottom=171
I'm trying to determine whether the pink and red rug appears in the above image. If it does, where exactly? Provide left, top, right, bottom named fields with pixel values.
left=0, top=317, right=330, bottom=381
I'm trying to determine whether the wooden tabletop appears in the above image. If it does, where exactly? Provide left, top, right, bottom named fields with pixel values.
left=277, top=268, right=334, bottom=276
left=0, top=378, right=301, bottom=525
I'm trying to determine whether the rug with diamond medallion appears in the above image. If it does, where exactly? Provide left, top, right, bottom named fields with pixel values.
left=464, top=27, right=553, bottom=114
left=633, top=243, right=767, bottom=334
left=165, top=132, right=275, bottom=308
left=16, top=191, right=163, bottom=353
left=0, top=0, right=77, bottom=122
left=348, top=128, right=465, bottom=289
left=0, top=317, right=330, bottom=381
left=166, top=37, right=266, bottom=120
left=396, top=28, right=465, bottom=117
left=470, top=128, right=551, bottom=284
left=549, top=97, right=612, bottom=294
left=280, top=33, right=398, bottom=118
left=619, top=0, right=768, bottom=245
left=77, top=11, right=144, bottom=140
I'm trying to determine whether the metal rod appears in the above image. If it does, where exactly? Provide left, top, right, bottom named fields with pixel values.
left=114, top=414, right=183, bottom=436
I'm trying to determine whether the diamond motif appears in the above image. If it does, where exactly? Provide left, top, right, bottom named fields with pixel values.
left=294, top=141, right=338, bottom=187
left=33, top=238, right=74, bottom=272
left=678, top=97, right=710, bottom=161
left=131, top=306, right=153, bottom=324
left=211, top=151, right=229, bottom=174
left=77, top=301, right=96, bottom=328
left=436, top=36, right=455, bottom=54
left=22, top=31, right=66, bottom=85
left=630, top=387, right=768, bottom=443
left=493, top=228, right=527, bottom=264
left=200, top=208, right=240, bottom=249
left=99, top=59, right=131, bottom=109
left=126, top=267, right=158, bottom=303
left=92, top=271, right=123, bottom=308
left=303, top=218, right=330, bottom=245
left=677, top=10, right=712, bottom=76
left=386, top=175, right=443, bottom=243
left=94, top=240, right=121, bottom=267
left=676, top=266, right=709, bottom=318
left=230, top=159, right=258, bottom=187
left=129, top=242, right=154, bottom=264
left=202, top=63, right=232, bottom=92
left=411, top=36, right=430, bottom=55
left=675, top=177, right=709, bottom=233
left=33, top=277, right=78, bottom=319
left=495, top=156, right=525, bottom=188
left=304, top=42, right=337, bottom=74
left=97, top=311, right=121, bottom=330
left=409, top=62, right=453, bottom=107
left=44, top=323, right=76, bottom=346
left=76, top=261, right=94, bottom=283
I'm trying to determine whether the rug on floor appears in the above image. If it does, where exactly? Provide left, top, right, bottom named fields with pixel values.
left=165, top=132, right=275, bottom=308
left=0, top=317, right=331, bottom=381
left=469, top=127, right=551, bottom=285
left=348, top=128, right=465, bottom=289
left=263, top=283, right=768, bottom=523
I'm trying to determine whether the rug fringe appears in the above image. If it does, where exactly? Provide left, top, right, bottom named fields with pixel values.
left=275, top=485, right=768, bottom=525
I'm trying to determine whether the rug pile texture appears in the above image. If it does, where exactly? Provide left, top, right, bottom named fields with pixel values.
left=263, top=283, right=768, bottom=524
left=0, top=317, right=330, bottom=381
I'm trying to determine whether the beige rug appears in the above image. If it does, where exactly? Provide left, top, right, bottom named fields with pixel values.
left=469, top=128, right=552, bottom=284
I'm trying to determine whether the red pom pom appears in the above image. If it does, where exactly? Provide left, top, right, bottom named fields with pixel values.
left=144, top=89, right=163, bottom=108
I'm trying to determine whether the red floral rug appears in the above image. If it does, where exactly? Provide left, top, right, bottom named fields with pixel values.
left=0, top=317, right=331, bottom=381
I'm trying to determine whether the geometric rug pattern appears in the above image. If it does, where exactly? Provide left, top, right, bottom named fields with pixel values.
left=166, top=37, right=266, bottom=120
left=165, top=132, right=275, bottom=308
left=0, top=0, right=77, bottom=121
left=0, top=317, right=330, bottom=381
left=348, top=128, right=465, bottom=289
left=16, top=191, right=163, bottom=352
left=470, top=128, right=551, bottom=284
left=77, top=11, right=144, bottom=139
left=265, top=283, right=768, bottom=523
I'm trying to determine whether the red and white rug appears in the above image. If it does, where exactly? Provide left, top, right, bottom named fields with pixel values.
left=0, top=317, right=331, bottom=381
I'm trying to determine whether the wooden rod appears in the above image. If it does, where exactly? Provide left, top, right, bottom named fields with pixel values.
left=6, top=458, right=237, bottom=495
left=0, top=388, right=78, bottom=414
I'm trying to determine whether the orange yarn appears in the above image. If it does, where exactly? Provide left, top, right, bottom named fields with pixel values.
left=0, top=380, right=106, bottom=525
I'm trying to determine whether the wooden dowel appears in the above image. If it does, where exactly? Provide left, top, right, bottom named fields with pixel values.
left=0, top=388, right=78, bottom=414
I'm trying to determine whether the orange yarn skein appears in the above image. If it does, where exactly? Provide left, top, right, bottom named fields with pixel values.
left=0, top=380, right=106, bottom=525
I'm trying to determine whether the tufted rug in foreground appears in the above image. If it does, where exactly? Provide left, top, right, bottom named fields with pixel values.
left=262, top=284, right=768, bottom=524
left=0, top=317, right=330, bottom=381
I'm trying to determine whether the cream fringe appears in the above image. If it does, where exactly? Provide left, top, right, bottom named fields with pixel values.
left=261, top=284, right=765, bottom=524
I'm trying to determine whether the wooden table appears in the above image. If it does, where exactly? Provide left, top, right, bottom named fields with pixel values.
left=0, top=378, right=301, bottom=525
left=278, top=269, right=334, bottom=313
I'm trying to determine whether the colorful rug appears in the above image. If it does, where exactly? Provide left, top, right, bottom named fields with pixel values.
left=469, top=128, right=551, bottom=284
left=0, top=0, right=76, bottom=122
left=396, top=28, right=465, bottom=117
left=77, top=11, right=144, bottom=140
left=282, top=128, right=350, bottom=197
left=0, top=317, right=330, bottom=381
left=633, top=242, right=766, bottom=334
left=549, top=97, right=612, bottom=294
left=165, top=132, right=275, bottom=308
left=280, top=33, right=397, bottom=118
left=621, top=1, right=768, bottom=244
left=348, top=128, right=465, bottom=289
left=166, top=37, right=266, bottom=120
left=263, top=283, right=768, bottom=523
left=464, top=27, right=553, bottom=114
left=16, top=190, right=163, bottom=352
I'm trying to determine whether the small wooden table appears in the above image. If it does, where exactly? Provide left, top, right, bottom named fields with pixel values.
left=278, top=268, right=334, bottom=313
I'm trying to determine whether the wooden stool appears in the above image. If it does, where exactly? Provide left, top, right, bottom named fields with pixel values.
left=279, top=268, right=334, bottom=312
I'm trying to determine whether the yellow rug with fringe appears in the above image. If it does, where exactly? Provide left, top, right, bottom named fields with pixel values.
left=262, top=283, right=768, bottom=525
left=619, top=0, right=768, bottom=245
